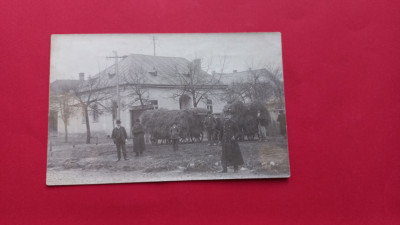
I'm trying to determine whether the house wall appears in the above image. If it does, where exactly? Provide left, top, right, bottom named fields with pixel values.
left=55, top=86, right=227, bottom=136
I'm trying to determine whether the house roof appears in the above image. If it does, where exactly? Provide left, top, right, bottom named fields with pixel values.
left=218, top=68, right=273, bottom=84
left=82, top=54, right=221, bottom=91
left=49, top=79, right=80, bottom=95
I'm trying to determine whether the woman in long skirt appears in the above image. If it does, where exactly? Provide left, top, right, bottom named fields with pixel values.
left=132, top=119, right=146, bottom=156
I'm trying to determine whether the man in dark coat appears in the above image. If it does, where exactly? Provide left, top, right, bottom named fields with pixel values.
left=204, top=112, right=217, bottom=146
left=111, top=120, right=128, bottom=161
left=132, top=119, right=146, bottom=156
left=257, top=110, right=268, bottom=141
left=220, top=109, right=244, bottom=173
left=170, top=123, right=180, bottom=151
left=277, top=110, right=287, bottom=138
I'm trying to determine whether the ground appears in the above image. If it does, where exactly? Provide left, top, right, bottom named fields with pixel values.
left=46, top=136, right=290, bottom=185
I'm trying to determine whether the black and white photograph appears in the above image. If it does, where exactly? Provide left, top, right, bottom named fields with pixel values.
left=46, top=32, right=290, bottom=185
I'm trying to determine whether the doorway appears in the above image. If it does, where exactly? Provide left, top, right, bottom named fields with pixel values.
left=48, top=110, right=58, bottom=135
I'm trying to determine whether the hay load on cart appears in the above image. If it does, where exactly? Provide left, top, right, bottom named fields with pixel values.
left=223, top=101, right=271, bottom=141
left=140, top=108, right=208, bottom=144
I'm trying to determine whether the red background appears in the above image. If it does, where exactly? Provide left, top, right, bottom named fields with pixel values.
left=1, top=0, right=399, bottom=224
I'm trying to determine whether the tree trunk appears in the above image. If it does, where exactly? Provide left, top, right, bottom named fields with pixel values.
left=84, top=106, right=91, bottom=144
left=64, top=120, right=68, bottom=143
left=139, top=94, right=144, bottom=106
left=192, top=92, right=197, bottom=108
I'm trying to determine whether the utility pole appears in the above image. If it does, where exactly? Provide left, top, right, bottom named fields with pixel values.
left=114, top=51, right=120, bottom=120
left=106, top=51, right=127, bottom=121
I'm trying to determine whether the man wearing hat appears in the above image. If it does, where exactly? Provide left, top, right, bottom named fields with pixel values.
left=169, top=123, right=180, bottom=151
left=277, top=110, right=287, bottom=138
left=111, top=119, right=128, bottom=161
left=203, top=111, right=217, bottom=146
left=220, top=108, right=244, bottom=173
left=257, top=110, right=268, bottom=141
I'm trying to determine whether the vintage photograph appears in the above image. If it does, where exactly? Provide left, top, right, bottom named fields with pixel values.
left=47, top=33, right=289, bottom=185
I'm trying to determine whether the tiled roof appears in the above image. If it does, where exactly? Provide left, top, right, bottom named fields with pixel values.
left=83, top=54, right=219, bottom=90
left=218, top=68, right=273, bottom=84
left=49, top=80, right=80, bottom=95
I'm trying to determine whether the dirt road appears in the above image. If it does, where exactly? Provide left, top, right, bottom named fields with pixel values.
left=46, top=139, right=289, bottom=185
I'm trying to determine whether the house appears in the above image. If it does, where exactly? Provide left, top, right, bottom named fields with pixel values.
left=48, top=79, right=81, bottom=135
left=49, top=54, right=228, bottom=137
left=218, top=68, right=285, bottom=106
left=218, top=68, right=273, bottom=84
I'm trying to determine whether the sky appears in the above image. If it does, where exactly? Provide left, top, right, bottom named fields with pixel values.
left=50, top=32, right=283, bottom=82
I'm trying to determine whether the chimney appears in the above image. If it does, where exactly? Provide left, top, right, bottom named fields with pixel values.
left=79, top=72, right=85, bottom=81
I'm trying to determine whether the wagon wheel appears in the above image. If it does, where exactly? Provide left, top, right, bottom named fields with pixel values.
left=190, top=135, right=197, bottom=143
left=238, top=133, right=245, bottom=142
left=191, top=132, right=203, bottom=143
left=247, top=134, right=255, bottom=141
left=150, top=137, right=158, bottom=145
left=179, top=137, right=188, bottom=144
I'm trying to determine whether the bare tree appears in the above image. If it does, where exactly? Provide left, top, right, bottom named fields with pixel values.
left=264, top=65, right=285, bottom=108
left=222, top=65, right=283, bottom=105
left=123, top=66, right=150, bottom=106
left=170, top=58, right=224, bottom=108
left=246, top=69, right=275, bottom=102
left=49, top=88, right=78, bottom=143
left=223, top=81, right=249, bottom=103
left=223, top=69, right=273, bottom=104
left=72, top=75, right=113, bottom=144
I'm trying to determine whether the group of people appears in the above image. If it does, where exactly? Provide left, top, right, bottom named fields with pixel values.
left=111, top=119, right=146, bottom=161
left=257, top=109, right=287, bottom=140
left=203, top=109, right=287, bottom=144
left=111, top=109, right=286, bottom=173
left=203, top=112, right=222, bottom=146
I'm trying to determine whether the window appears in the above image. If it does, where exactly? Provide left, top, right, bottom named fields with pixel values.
left=149, top=67, right=158, bottom=76
left=179, top=95, right=191, bottom=109
left=48, top=110, right=58, bottom=133
left=150, top=100, right=158, bottom=109
left=207, top=99, right=213, bottom=113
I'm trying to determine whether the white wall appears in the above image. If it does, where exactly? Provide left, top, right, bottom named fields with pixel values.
left=55, top=87, right=228, bottom=135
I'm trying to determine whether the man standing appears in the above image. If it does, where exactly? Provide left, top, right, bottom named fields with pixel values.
left=111, top=120, right=128, bottom=161
left=204, top=112, right=217, bottom=146
left=220, top=108, right=244, bottom=173
left=170, top=123, right=180, bottom=151
left=277, top=110, right=287, bottom=138
left=257, top=110, right=268, bottom=141
left=132, top=119, right=145, bottom=156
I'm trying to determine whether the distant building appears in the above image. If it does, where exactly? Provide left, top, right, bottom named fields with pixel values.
left=218, top=68, right=273, bottom=84
left=218, top=68, right=284, bottom=107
